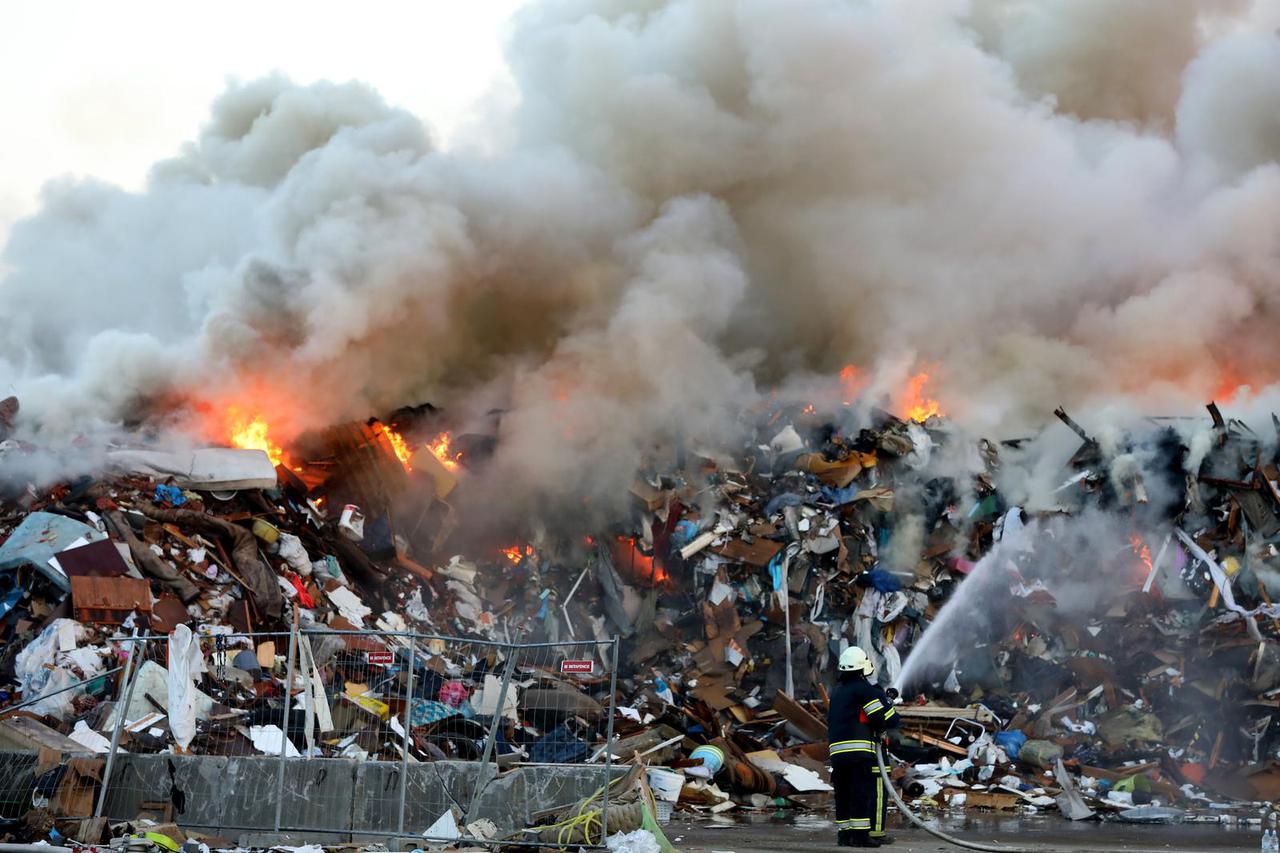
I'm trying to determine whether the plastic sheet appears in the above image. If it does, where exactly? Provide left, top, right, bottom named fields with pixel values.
left=167, top=624, right=206, bottom=751
left=606, top=829, right=661, bottom=853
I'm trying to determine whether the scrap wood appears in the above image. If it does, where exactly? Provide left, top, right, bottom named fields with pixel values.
left=140, top=505, right=282, bottom=618
left=772, top=690, right=827, bottom=741
left=895, top=705, right=994, bottom=722
left=1080, top=764, right=1184, bottom=802
left=958, top=790, right=1021, bottom=811
left=1209, top=730, right=1225, bottom=769
left=396, top=553, right=434, bottom=582
left=103, top=510, right=200, bottom=603
left=915, top=732, right=969, bottom=757
left=1078, top=762, right=1159, bottom=780
left=161, top=523, right=230, bottom=571
left=713, top=537, right=783, bottom=567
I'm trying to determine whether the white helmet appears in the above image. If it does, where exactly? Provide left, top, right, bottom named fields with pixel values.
left=838, top=646, right=874, bottom=676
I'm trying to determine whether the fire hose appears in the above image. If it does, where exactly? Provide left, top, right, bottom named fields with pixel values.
left=875, top=744, right=1031, bottom=853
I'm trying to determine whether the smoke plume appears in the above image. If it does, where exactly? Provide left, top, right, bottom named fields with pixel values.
left=1, top=0, right=1279, bottom=517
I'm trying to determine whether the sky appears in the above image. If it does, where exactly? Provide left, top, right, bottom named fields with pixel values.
left=0, top=0, right=525, bottom=246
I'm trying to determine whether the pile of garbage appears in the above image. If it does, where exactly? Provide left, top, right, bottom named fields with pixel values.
left=3, top=391, right=1280, bottom=843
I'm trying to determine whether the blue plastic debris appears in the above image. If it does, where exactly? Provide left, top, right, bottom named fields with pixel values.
left=153, top=484, right=187, bottom=506
left=864, top=568, right=902, bottom=593
left=993, top=730, right=1028, bottom=760
left=671, top=519, right=700, bottom=549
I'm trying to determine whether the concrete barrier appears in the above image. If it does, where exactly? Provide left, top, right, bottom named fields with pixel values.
left=0, top=750, right=623, bottom=845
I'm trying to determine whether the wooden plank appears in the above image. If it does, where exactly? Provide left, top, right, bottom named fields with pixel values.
left=1078, top=763, right=1158, bottom=781
left=1209, top=730, right=1225, bottom=769
left=896, top=705, right=991, bottom=721
left=395, top=554, right=434, bottom=582
left=70, top=575, right=153, bottom=625
left=773, top=690, right=828, bottom=742
left=954, top=790, right=1020, bottom=811
left=713, top=538, right=784, bottom=567
left=1080, top=764, right=1182, bottom=801
left=916, top=733, right=968, bottom=756
left=163, top=523, right=231, bottom=573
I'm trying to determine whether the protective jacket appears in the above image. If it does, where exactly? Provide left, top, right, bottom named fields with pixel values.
left=827, top=677, right=899, bottom=757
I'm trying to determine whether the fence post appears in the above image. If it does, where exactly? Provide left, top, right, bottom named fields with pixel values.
left=600, top=637, right=620, bottom=842
left=95, top=628, right=142, bottom=818
left=396, top=640, right=417, bottom=837
left=466, top=634, right=520, bottom=821
left=274, top=619, right=299, bottom=833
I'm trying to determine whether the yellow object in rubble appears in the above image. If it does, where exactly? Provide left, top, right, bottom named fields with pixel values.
left=799, top=451, right=877, bottom=488
left=251, top=518, right=280, bottom=543
left=345, top=691, right=391, bottom=721
left=140, top=832, right=180, bottom=852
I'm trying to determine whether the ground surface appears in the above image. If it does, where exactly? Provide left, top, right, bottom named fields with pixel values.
left=664, top=812, right=1257, bottom=853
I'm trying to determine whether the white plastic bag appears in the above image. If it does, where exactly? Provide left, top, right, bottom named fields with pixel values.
left=167, top=625, right=206, bottom=751
left=277, top=533, right=312, bottom=575
left=15, top=621, right=63, bottom=695
left=606, top=830, right=661, bottom=853
left=14, top=618, right=95, bottom=718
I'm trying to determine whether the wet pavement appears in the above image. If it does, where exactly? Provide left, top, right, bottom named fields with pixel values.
left=664, top=812, right=1259, bottom=853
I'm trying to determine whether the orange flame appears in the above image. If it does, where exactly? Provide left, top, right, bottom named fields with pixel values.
left=385, top=427, right=414, bottom=471
left=1130, top=534, right=1153, bottom=584
left=1212, top=365, right=1256, bottom=404
left=839, top=365, right=866, bottom=406
left=502, top=545, right=533, bottom=564
left=801, top=403, right=816, bottom=415
left=427, top=432, right=461, bottom=472
left=899, top=372, right=943, bottom=422
left=382, top=428, right=461, bottom=473
left=229, top=413, right=288, bottom=467
left=614, top=536, right=669, bottom=586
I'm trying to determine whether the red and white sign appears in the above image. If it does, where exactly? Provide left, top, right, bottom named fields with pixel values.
left=366, top=650, right=395, bottom=665
left=561, top=659, right=595, bottom=675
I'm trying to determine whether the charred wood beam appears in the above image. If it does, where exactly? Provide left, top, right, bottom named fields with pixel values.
left=1053, top=407, right=1094, bottom=445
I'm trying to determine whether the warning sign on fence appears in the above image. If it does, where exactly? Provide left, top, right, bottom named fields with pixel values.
left=561, top=659, right=594, bottom=674
left=366, top=650, right=395, bottom=665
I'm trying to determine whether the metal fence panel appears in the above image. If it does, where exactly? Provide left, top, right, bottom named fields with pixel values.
left=89, top=628, right=618, bottom=846
left=470, top=638, right=619, bottom=846
left=0, top=752, right=39, bottom=821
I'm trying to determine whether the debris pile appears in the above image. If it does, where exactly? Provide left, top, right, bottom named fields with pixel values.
left=3, top=392, right=1280, bottom=842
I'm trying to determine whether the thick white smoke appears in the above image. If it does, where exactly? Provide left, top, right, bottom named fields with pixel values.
left=1, top=0, right=1279, bottom=513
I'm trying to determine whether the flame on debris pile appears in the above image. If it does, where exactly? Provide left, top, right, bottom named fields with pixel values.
left=1131, top=534, right=1154, bottom=585
left=384, top=427, right=462, bottom=474
left=427, top=432, right=461, bottom=472
left=899, top=372, right=943, bottom=423
left=385, top=427, right=415, bottom=471
left=229, top=412, right=288, bottom=467
left=839, top=365, right=866, bottom=407
left=502, top=545, right=533, bottom=565
left=615, top=536, right=669, bottom=586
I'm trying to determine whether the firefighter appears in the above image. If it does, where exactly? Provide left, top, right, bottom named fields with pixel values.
left=870, top=687, right=902, bottom=845
left=827, top=646, right=899, bottom=848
